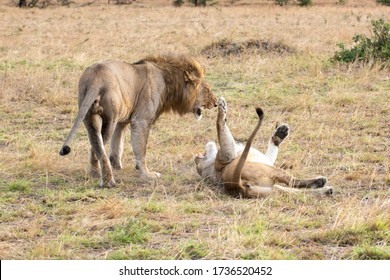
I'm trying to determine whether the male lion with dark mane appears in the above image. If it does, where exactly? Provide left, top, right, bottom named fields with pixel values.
left=60, top=54, right=217, bottom=187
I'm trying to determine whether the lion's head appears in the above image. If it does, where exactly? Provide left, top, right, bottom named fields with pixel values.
left=142, top=54, right=217, bottom=119
left=192, top=81, right=215, bottom=120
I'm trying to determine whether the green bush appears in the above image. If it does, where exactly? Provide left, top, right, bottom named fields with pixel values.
left=297, top=0, right=312, bottom=6
left=332, top=19, right=390, bottom=64
left=174, top=0, right=214, bottom=6
left=275, top=0, right=289, bottom=6
left=376, top=0, right=390, bottom=6
left=173, top=0, right=184, bottom=6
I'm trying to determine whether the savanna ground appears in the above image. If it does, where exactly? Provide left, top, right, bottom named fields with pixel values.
left=0, top=0, right=389, bottom=260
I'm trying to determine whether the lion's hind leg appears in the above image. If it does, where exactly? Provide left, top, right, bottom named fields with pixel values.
left=110, top=123, right=128, bottom=170
left=85, top=113, right=116, bottom=188
left=89, top=148, right=100, bottom=178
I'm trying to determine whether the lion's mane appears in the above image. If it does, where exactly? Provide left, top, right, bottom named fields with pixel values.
left=136, top=54, right=207, bottom=115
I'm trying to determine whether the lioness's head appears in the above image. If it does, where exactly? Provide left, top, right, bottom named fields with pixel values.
left=194, top=141, right=218, bottom=179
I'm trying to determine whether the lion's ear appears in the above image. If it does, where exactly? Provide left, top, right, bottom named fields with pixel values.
left=184, top=70, right=201, bottom=84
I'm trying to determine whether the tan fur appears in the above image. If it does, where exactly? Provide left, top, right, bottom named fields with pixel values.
left=195, top=97, right=333, bottom=198
left=60, top=54, right=217, bottom=187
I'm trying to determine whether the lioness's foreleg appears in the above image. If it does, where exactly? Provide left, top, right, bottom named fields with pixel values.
left=265, top=124, right=289, bottom=164
left=85, top=114, right=116, bottom=188
left=130, top=120, right=160, bottom=180
left=110, top=123, right=128, bottom=170
left=215, top=97, right=236, bottom=168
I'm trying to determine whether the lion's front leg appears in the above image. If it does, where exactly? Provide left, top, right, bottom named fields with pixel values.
left=130, top=120, right=161, bottom=180
left=216, top=97, right=236, bottom=167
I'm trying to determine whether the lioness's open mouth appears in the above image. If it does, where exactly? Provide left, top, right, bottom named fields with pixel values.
left=194, top=152, right=206, bottom=165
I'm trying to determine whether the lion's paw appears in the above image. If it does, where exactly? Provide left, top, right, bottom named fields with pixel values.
left=99, top=178, right=116, bottom=188
left=90, top=167, right=101, bottom=178
left=140, top=171, right=161, bottom=182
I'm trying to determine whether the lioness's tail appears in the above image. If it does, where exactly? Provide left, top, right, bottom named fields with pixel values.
left=232, top=107, right=264, bottom=187
left=59, top=85, right=100, bottom=156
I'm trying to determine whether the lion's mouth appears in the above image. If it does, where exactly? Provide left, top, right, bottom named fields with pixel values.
left=194, top=107, right=202, bottom=120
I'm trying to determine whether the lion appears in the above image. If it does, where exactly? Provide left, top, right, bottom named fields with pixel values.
left=195, top=97, right=334, bottom=198
left=59, top=54, right=217, bottom=187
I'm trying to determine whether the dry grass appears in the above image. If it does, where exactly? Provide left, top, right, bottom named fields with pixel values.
left=0, top=1, right=389, bottom=259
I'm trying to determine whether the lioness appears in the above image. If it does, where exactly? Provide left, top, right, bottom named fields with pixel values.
left=195, top=97, right=334, bottom=198
left=60, top=54, right=217, bottom=187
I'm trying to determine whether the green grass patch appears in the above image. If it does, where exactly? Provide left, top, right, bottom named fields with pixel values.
left=178, top=240, right=208, bottom=260
left=310, top=220, right=389, bottom=247
left=349, top=246, right=390, bottom=260
left=5, top=179, right=32, bottom=193
left=107, top=219, right=151, bottom=245
left=106, top=247, right=168, bottom=260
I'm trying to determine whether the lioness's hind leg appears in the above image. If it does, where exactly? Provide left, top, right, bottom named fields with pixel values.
left=272, top=124, right=289, bottom=146
left=290, top=176, right=327, bottom=189
left=274, top=184, right=333, bottom=196
left=265, top=124, right=289, bottom=164
left=265, top=124, right=290, bottom=164
left=270, top=167, right=327, bottom=189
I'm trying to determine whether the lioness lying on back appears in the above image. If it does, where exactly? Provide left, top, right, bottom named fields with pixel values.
left=195, top=97, right=334, bottom=198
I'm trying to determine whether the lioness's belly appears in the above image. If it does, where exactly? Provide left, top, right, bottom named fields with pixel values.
left=235, top=146, right=273, bottom=166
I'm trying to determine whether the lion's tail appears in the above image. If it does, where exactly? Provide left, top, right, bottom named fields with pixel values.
left=59, top=85, right=100, bottom=156
left=232, top=107, right=264, bottom=187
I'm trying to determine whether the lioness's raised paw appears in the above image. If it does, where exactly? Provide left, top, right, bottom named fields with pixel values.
left=217, top=97, right=227, bottom=114
left=272, top=124, right=290, bottom=146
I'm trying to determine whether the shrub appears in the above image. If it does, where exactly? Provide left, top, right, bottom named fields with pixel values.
left=189, top=0, right=207, bottom=6
left=376, top=0, right=390, bottom=6
left=332, top=19, right=390, bottom=64
left=275, top=0, right=289, bottom=6
left=173, top=0, right=184, bottom=6
left=174, top=0, right=214, bottom=6
left=297, top=0, right=312, bottom=6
